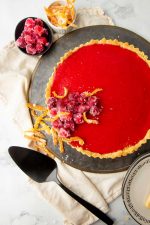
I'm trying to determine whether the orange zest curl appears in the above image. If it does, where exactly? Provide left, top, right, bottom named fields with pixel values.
left=83, top=112, right=98, bottom=124
left=58, top=137, right=64, bottom=153
left=39, top=121, right=51, bottom=135
left=84, top=88, right=103, bottom=97
left=26, top=103, right=47, bottom=111
left=51, top=128, right=58, bottom=146
left=63, top=136, right=84, bottom=146
left=34, top=111, right=48, bottom=129
left=52, top=87, right=68, bottom=99
left=24, top=130, right=45, bottom=138
left=24, top=135, right=46, bottom=144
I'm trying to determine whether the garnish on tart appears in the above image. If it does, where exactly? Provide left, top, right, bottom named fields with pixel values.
left=25, top=87, right=102, bottom=155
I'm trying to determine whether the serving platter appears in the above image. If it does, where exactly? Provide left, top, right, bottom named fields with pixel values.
left=29, top=25, right=150, bottom=173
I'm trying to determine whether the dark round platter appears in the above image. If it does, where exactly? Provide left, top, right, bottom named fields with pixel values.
left=29, top=25, right=150, bottom=173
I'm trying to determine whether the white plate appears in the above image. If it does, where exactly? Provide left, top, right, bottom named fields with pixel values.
left=122, top=152, right=150, bottom=225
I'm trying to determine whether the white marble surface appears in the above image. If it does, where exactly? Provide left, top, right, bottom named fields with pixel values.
left=0, top=0, right=150, bottom=225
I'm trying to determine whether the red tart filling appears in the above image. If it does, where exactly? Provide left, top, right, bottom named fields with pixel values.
left=49, top=43, right=150, bottom=155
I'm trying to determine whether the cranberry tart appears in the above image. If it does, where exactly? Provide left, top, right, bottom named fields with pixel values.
left=45, top=39, right=150, bottom=159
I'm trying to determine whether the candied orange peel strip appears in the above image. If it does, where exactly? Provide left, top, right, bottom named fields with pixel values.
left=51, top=128, right=58, bottom=146
left=26, top=103, right=47, bottom=111
left=34, top=111, right=48, bottom=129
left=84, top=88, right=103, bottom=97
left=24, top=130, right=45, bottom=138
left=52, top=87, right=68, bottom=99
left=83, top=112, right=98, bottom=124
left=58, top=137, right=64, bottom=153
left=39, top=121, right=51, bottom=135
left=63, top=136, right=84, bottom=146
left=24, top=135, right=46, bottom=144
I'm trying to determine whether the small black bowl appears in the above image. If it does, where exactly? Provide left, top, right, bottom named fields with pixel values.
left=15, top=17, right=53, bottom=56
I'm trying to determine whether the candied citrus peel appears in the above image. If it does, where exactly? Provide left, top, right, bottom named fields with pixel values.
left=84, top=88, right=103, bottom=97
left=24, top=130, right=45, bottom=138
left=58, top=137, right=64, bottom=153
left=26, top=103, right=47, bottom=111
left=44, top=0, right=75, bottom=29
left=63, top=136, right=84, bottom=146
left=83, top=112, right=98, bottom=124
left=34, top=110, right=48, bottom=129
left=52, top=87, right=68, bottom=99
left=51, top=128, right=58, bottom=146
left=39, top=121, right=51, bottom=134
left=24, top=135, right=46, bottom=144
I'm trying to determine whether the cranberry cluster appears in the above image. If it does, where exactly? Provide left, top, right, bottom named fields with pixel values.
left=47, top=92, right=102, bottom=138
left=16, top=18, right=49, bottom=54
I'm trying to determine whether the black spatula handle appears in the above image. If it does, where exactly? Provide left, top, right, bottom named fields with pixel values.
left=58, top=181, right=113, bottom=225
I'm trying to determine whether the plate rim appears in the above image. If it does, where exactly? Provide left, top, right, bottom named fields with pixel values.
left=122, top=152, right=150, bottom=224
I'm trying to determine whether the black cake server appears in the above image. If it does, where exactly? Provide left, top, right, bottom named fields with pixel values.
left=9, top=146, right=113, bottom=225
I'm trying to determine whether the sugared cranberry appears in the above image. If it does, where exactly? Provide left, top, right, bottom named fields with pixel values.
left=67, top=100, right=76, bottom=111
left=73, top=113, right=84, bottom=124
left=37, top=37, right=48, bottom=46
left=90, top=106, right=101, bottom=116
left=52, top=119, right=63, bottom=129
left=24, top=35, right=36, bottom=44
left=50, top=107, right=57, bottom=116
left=87, top=96, right=98, bottom=107
left=78, top=105, right=89, bottom=113
left=77, top=95, right=87, bottom=104
left=25, top=18, right=35, bottom=27
left=60, top=113, right=73, bottom=122
left=56, top=99, right=67, bottom=112
left=47, top=97, right=57, bottom=108
left=36, top=43, right=44, bottom=53
left=26, top=44, right=36, bottom=55
left=24, top=26, right=33, bottom=33
left=68, top=92, right=80, bottom=101
left=63, top=120, right=75, bottom=131
left=35, top=18, right=44, bottom=26
left=58, top=128, right=71, bottom=138
left=16, top=36, right=26, bottom=48
left=34, top=25, right=45, bottom=36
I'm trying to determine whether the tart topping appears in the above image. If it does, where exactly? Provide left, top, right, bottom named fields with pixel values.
left=25, top=87, right=103, bottom=155
left=52, top=87, right=68, bottom=99
left=47, top=87, right=103, bottom=138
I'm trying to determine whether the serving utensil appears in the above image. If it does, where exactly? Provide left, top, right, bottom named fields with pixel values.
left=9, top=146, right=113, bottom=225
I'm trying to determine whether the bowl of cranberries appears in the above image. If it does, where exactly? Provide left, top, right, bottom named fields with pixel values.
left=15, top=17, right=53, bottom=55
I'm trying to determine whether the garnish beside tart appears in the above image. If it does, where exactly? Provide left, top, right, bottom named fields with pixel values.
left=16, top=18, right=50, bottom=55
left=26, top=38, right=150, bottom=159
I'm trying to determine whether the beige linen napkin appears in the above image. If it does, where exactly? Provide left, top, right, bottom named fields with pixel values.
left=0, top=8, right=126, bottom=225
